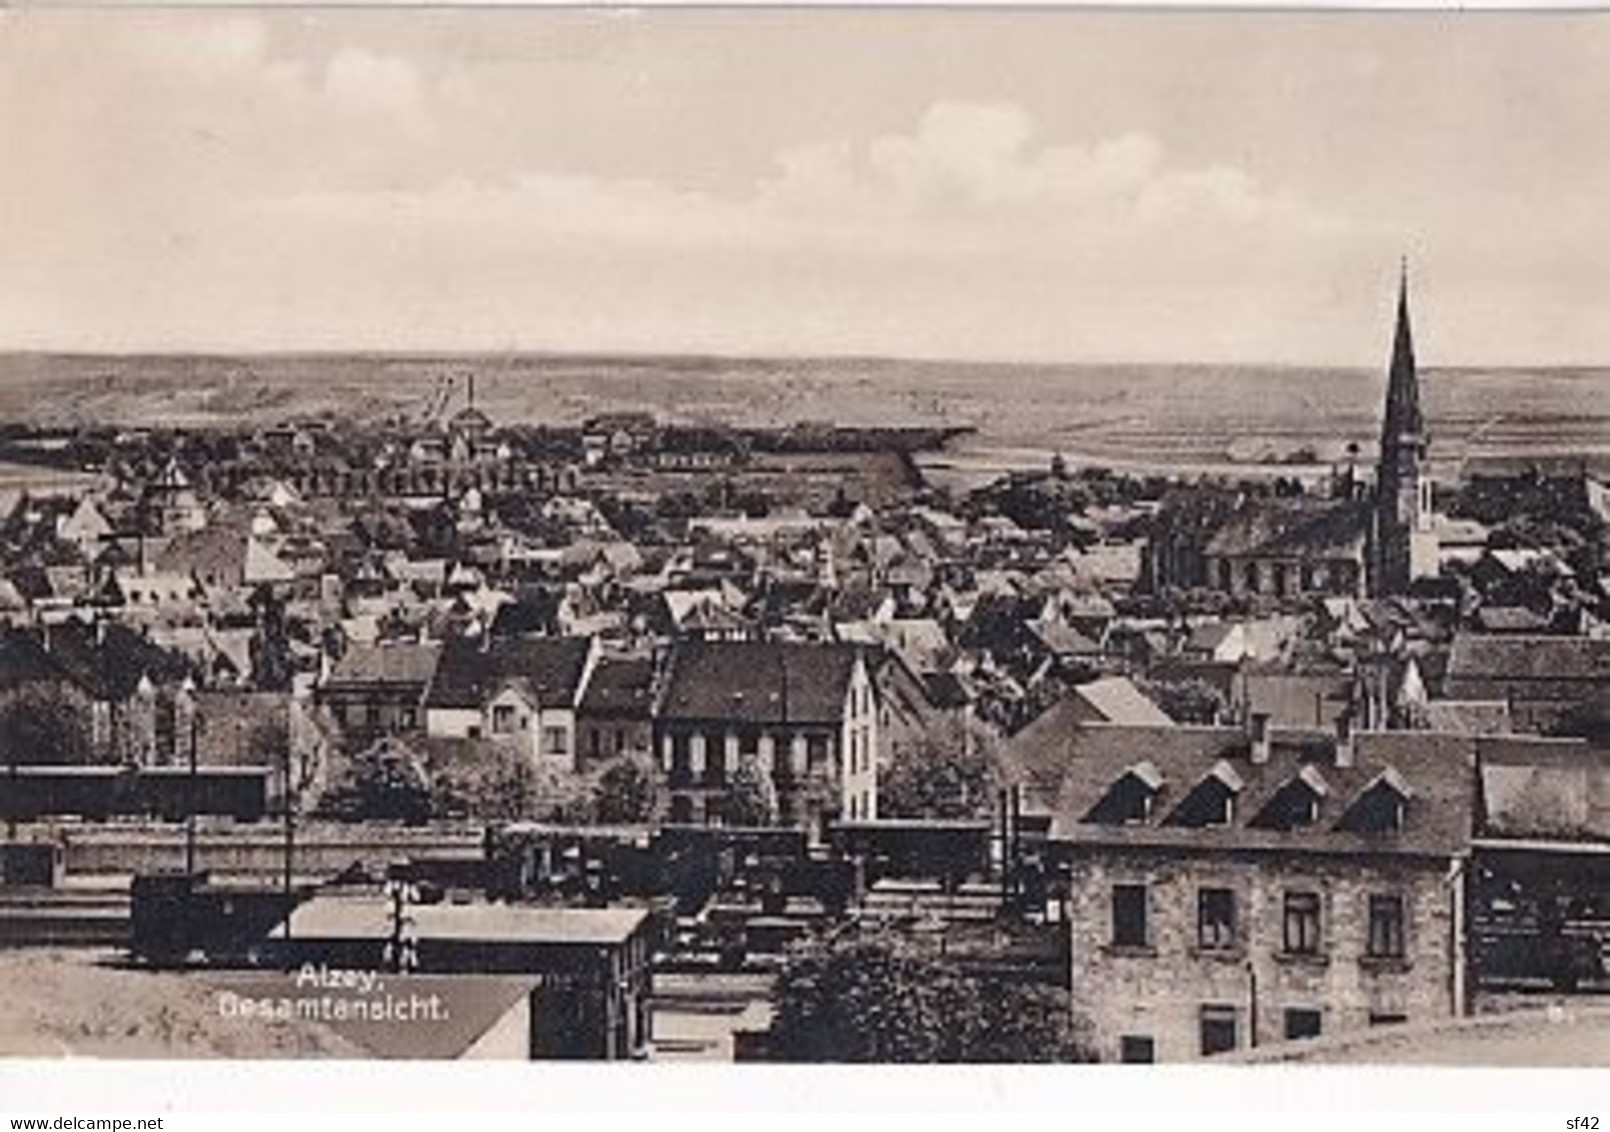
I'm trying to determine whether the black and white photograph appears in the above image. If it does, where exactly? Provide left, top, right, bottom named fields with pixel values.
left=1, top=1, right=1609, bottom=1097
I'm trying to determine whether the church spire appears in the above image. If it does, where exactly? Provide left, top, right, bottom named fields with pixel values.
left=1383, top=257, right=1423, bottom=445
left=1370, top=259, right=1433, bottom=598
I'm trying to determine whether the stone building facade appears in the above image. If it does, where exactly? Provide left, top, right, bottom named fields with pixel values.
left=1005, top=717, right=1481, bottom=1063
left=1066, top=846, right=1462, bottom=1062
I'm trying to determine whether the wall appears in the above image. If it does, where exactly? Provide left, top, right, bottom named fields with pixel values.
left=1066, top=847, right=1459, bottom=1063
left=840, top=658, right=879, bottom=821
left=57, top=822, right=483, bottom=877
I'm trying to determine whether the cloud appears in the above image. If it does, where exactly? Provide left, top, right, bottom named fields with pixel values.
left=324, top=48, right=425, bottom=118
left=0, top=14, right=1374, bottom=360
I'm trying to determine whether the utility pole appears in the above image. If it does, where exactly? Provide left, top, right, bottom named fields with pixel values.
left=182, top=677, right=198, bottom=879
left=282, top=732, right=295, bottom=963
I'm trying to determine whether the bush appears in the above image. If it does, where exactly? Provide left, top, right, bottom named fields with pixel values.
left=770, top=930, right=1095, bottom=1063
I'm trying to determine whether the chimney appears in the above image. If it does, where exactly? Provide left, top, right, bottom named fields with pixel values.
left=1335, top=711, right=1356, bottom=769
left=1248, top=712, right=1272, bottom=765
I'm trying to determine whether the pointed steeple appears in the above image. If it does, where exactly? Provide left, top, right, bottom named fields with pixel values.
left=1383, top=258, right=1423, bottom=444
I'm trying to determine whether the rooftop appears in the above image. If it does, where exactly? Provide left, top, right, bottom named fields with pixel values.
left=275, top=896, right=650, bottom=946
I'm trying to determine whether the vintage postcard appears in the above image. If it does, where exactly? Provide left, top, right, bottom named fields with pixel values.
left=0, top=4, right=1608, bottom=1092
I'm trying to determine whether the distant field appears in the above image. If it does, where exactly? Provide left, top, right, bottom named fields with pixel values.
left=1, top=352, right=1605, bottom=481
left=0, top=460, right=101, bottom=497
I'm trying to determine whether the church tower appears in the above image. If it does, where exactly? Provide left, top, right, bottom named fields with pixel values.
left=1370, top=262, right=1435, bottom=597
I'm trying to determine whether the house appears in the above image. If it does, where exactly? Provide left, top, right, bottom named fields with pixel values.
left=1028, top=718, right=1478, bottom=1062
left=55, top=496, right=113, bottom=557
left=575, top=655, right=656, bottom=767
left=1444, top=634, right=1610, bottom=734
left=653, top=639, right=878, bottom=834
left=423, top=636, right=598, bottom=767
left=319, top=642, right=442, bottom=741
left=42, top=618, right=194, bottom=765
left=265, top=897, right=656, bottom=1060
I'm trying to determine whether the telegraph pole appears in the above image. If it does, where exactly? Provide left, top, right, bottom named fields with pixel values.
left=183, top=677, right=198, bottom=879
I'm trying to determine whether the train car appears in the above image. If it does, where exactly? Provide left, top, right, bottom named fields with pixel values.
left=0, top=765, right=272, bottom=823
left=827, top=819, right=993, bottom=888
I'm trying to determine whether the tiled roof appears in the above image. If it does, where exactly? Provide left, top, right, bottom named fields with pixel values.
left=1447, top=634, right=1610, bottom=696
left=656, top=640, right=860, bottom=725
left=1478, top=736, right=1609, bottom=841
left=0, top=627, right=66, bottom=690
left=424, top=636, right=592, bottom=711
left=1005, top=719, right=1489, bottom=857
left=1423, top=699, right=1512, bottom=736
left=325, top=642, right=443, bottom=689
left=44, top=618, right=192, bottom=701
left=1070, top=676, right=1173, bottom=727
left=578, top=657, right=656, bottom=720
left=1203, top=498, right=1370, bottom=559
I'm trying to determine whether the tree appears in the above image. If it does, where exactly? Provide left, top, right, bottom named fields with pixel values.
left=726, top=755, right=778, bottom=827
left=770, top=930, right=1095, bottom=1063
left=0, top=685, right=94, bottom=768
left=594, top=754, right=655, bottom=824
left=432, top=748, right=539, bottom=823
left=315, top=741, right=434, bottom=823
left=248, top=586, right=293, bottom=693
left=879, top=718, right=999, bottom=820
left=1137, top=675, right=1228, bottom=725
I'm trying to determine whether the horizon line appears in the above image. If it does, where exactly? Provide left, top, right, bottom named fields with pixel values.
left=0, top=345, right=1604, bottom=373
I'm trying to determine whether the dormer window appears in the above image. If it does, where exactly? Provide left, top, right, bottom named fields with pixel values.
left=1251, top=764, right=1330, bottom=831
left=1164, top=760, right=1244, bottom=828
left=1339, top=766, right=1413, bottom=835
left=1086, top=760, right=1164, bottom=825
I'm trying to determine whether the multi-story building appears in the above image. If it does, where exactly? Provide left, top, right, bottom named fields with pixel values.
left=652, top=640, right=878, bottom=834
left=423, top=635, right=598, bottom=769
left=1016, top=716, right=1479, bottom=1062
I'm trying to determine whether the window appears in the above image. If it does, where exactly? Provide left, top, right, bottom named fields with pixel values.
left=1283, top=1008, right=1322, bottom=1042
left=1368, top=1012, right=1408, bottom=1027
left=1111, top=884, right=1149, bottom=948
left=1119, top=1036, right=1155, bottom=1064
left=670, top=735, right=692, bottom=785
left=1367, top=894, right=1407, bottom=959
left=1198, top=887, right=1237, bottom=951
left=590, top=729, right=603, bottom=759
left=1199, top=1005, right=1238, bottom=1056
left=542, top=726, right=568, bottom=756
left=806, top=734, right=829, bottom=767
left=1283, top=891, right=1322, bottom=956
left=492, top=704, right=518, bottom=734
left=705, top=733, right=727, bottom=786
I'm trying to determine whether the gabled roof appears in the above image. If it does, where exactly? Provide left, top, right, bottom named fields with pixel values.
left=656, top=640, right=861, bottom=726
left=44, top=618, right=192, bottom=701
left=1070, top=676, right=1173, bottom=727
left=1202, top=497, right=1370, bottom=560
left=325, top=642, right=443, bottom=690
left=0, top=627, right=66, bottom=690
left=425, top=636, right=593, bottom=711
left=1422, top=699, right=1512, bottom=736
left=1447, top=634, right=1610, bottom=697
left=1478, top=737, right=1610, bottom=842
left=1006, top=720, right=1487, bottom=857
left=578, top=656, right=656, bottom=720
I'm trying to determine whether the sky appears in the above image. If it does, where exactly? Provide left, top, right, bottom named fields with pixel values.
left=3, top=8, right=1610, bottom=365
